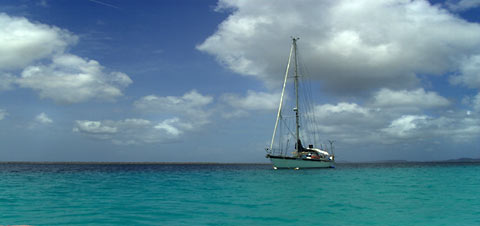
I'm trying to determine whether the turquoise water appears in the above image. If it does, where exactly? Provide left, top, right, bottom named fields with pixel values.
left=1, top=163, right=479, bottom=225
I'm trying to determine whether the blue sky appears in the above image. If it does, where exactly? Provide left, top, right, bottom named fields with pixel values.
left=1, top=0, right=480, bottom=162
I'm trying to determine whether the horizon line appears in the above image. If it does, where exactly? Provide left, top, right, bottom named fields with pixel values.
left=0, top=158, right=479, bottom=165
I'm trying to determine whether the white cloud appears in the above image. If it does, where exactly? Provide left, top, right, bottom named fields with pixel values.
left=0, top=109, right=7, bottom=120
left=463, top=92, right=480, bottom=112
left=134, top=90, right=213, bottom=127
left=0, top=13, right=77, bottom=70
left=372, top=88, right=450, bottom=109
left=315, top=102, right=370, bottom=118
left=74, top=120, right=117, bottom=134
left=0, top=73, right=15, bottom=91
left=16, top=54, right=132, bottom=103
left=221, top=90, right=280, bottom=111
left=446, top=117, right=480, bottom=141
left=35, top=112, right=53, bottom=124
left=382, top=115, right=429, bottom=138
left=446, top=0, right=480, bottom=11
left=196, top=0, right=480, bottom=156
left=380, top=113, right=480, bottom=143
left=309, top=102, right=379, bottom=144
left=0, top=13, right=131, bottom=103
left=473, top=93, right=480, bottom=112
left=73, top=118, right=192, bottom=145
left=450, top=55, right=480, bottom=89
left=220, top=109, right=249, bottom=119
left=301, top=100, right=480, bottom=145
left=198, top=0, right=480, bottom=95
left=154, top=118, right=183, bottom=136
left=135, top=90, right=213, bottom=112
left=73, top=90, right=216, bottom=145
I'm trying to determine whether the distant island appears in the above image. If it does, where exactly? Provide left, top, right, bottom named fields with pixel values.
left=337, top=158, right=480, bottom=164
left=442, top=158, right=480, bottom=163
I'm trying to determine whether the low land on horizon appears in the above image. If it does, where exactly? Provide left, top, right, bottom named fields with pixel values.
left=1, top=158, right=480, bottom=165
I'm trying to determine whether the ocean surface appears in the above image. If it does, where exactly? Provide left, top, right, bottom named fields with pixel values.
left=0, top=162, right=479, bottom=226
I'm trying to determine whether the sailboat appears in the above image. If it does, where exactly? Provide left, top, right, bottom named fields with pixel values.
left=265, top=37, right=335, bottom=169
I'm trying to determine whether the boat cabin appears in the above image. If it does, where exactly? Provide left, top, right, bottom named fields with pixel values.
left=298, top=144, right=331, bottom=160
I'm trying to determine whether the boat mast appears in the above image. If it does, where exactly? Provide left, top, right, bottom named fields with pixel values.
left=293, top=37, right=301, bottom=152
left=269, top=40, right=294, bottom=152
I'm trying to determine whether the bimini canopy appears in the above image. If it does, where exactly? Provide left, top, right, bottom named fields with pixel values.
left=308, top=148, right=330, bottom=156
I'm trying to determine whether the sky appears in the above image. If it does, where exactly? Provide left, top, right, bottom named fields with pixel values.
left=0, top=0, right=480, bottom=162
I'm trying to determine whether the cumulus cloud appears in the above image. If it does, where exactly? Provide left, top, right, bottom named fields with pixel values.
left=473, top=93, right=480, bottom=112
left=381, top=113, right=480, bottom=143
left=309, top=102, right=380, bottom=144
left=197, top=0, right=480, bottom=153
left=463, top=92, right=480, bottom=112
left=221, top=90, right=280, bottom=111
left=382, top=115, right=429, bottom=138
left=0, top=109, right=8, bottom=120
left=444, top=117, right=480, bottom=141
left=0, top=13, right=131, bottom=103
left=74, top=90, right=215, bottom=145
left=0, top=13, right=77, bottom=70
left=73, top=118, right=192, bottom=144
left=0, top=73, right=15, bottom=91
left=198, top=0, right=480, bottom=95
left=154, top=118, right=184, bottom=136
left=16, top=54, right=132, bottom=103
left=74, top=120, right=117, bottom=134
left=35, top=112, right=53, bottom=124
left=446, top=0, right=480, bottom=11
left=372, top=88, right=450, bottom=110
left=135, top=90, right=213, bottom=112
left=450, top=55, right=480, bottom=89
left=304, top=100, right=480, bottom=145
left=134, top=90, right=213, bottom=127
left=316, top=102, right=369, bottom=118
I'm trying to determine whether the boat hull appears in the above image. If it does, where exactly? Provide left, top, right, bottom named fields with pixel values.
left=267, top=155, right=334, bottom=169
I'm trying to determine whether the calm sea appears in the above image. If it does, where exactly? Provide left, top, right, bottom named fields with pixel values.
left=0, top=162, right=479, bottom=225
